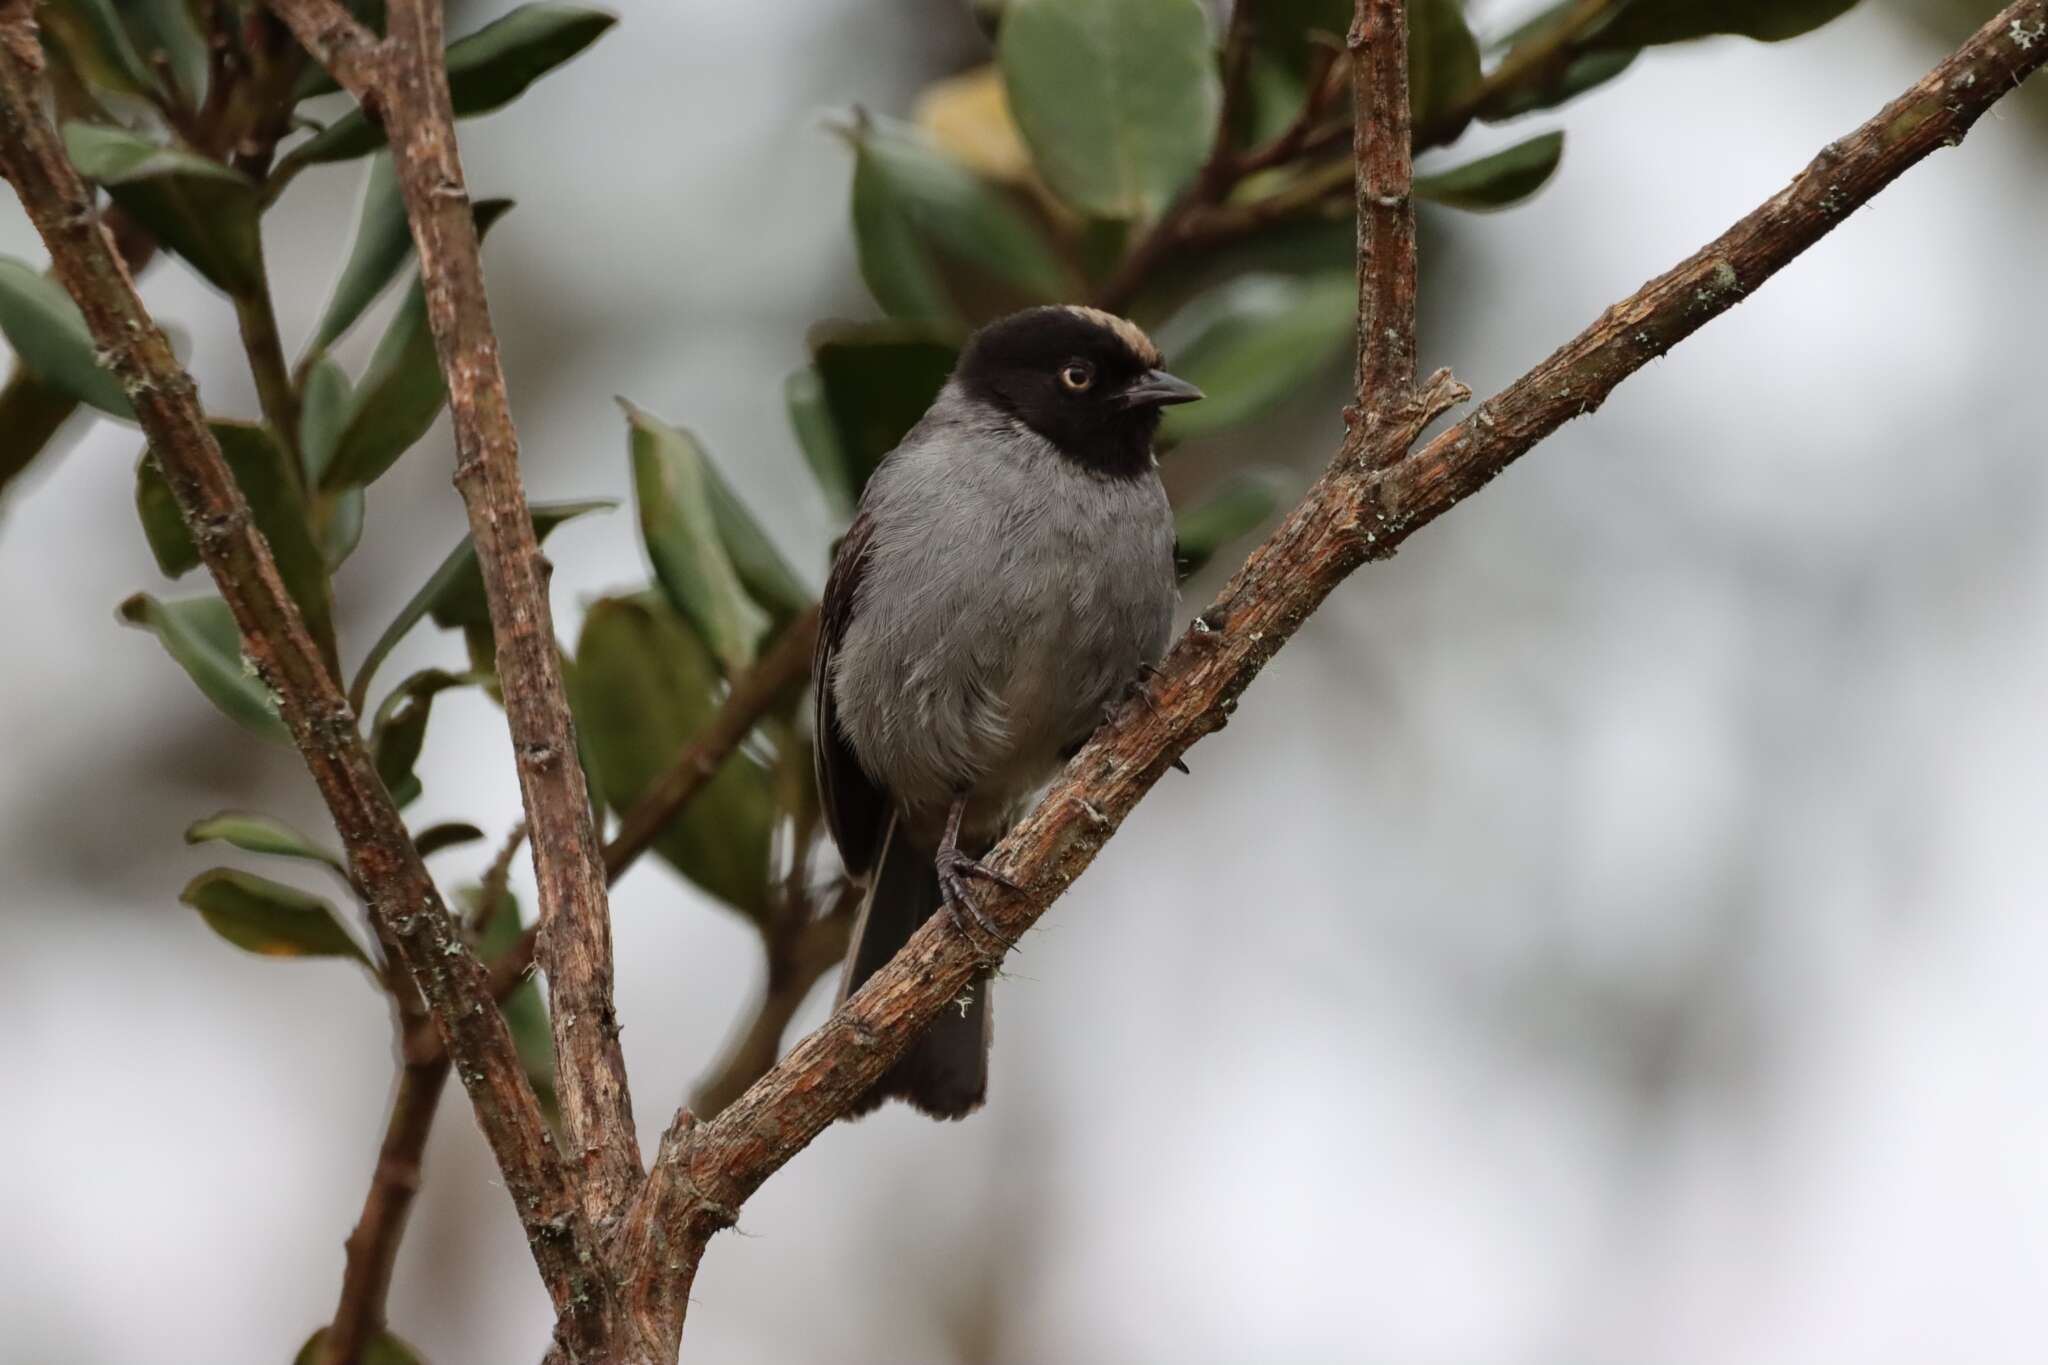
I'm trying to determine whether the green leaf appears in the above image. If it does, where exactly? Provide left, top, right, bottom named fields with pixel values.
left=299, top=360, right=367, bottom=570
left=306, top=154, right=411, bottom=357
left=294, top=1328, right=424, bottom=1365
left=319, top=199, right=513, bottom=491
left=1174, top=470, right=1285, bottom=579
left=370, top=669, right=480, bottom=810
left=0, top=256, right=132, bottom=417
left=806, top=321, right=959, bottom=502
left=624, top=402, right=813, bottom=624
left=1479, top=48, right=1638, bottom=121
left=1414, top=131, right=1565, bottom=211
left=348, top=499, right=612, bottom=712
left=117, top=593, right=289, bottom=742
left=1156, top=271, right=1353, bottom=445
left=39, top=0, right=154, bottom=97
left=848, top=115, right=1069, bottom=324
left=625, top=403, right=769, bottom=675
left=180, top=868, right=368, bottom=963
left=1592, top=0, right=1861, bottom=47
left=569, top=594, right=778, bottom=917
left=998, top=0, right=1220, bottom=219
left=785, top=367, right=854, bottom=520
left=1410, top=0, right=1485, bottom=136
left=293, top=4, right=618, bottom=164
left=125, top=0, right=210, bottom=105
left=62, top=123, right=264, bottom=296
left=414, top=821, right=485, bottom=857
left=185, top=810, right=347, bottom=872
left=135, top=421, right=336, bottom=663
left=463, top=884, right=556, bottom=1119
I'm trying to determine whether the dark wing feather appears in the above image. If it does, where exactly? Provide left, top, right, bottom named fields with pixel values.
left=814, top=508, right=889, bottom=878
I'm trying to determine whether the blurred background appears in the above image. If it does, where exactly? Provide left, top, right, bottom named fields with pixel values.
left=4, top=0, right=2046, bottom=1361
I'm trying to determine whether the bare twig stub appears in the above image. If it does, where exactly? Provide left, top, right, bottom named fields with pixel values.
left=261, top=0, right=642, bottom=1226
left=0, top=11, right=621, bottom=1357
left=612, top=2, right=2048, bottom=1354
left=1349, top=0, right=1419, bottom=438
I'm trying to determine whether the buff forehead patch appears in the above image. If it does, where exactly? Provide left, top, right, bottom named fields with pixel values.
left=1059, top=305, right=1161, bottom=368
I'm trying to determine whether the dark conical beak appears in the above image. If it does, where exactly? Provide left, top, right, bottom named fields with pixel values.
left=1117, top=368, right=1204, bottom=409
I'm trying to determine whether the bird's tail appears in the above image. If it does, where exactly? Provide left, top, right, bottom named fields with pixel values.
left=835, top=812, right=991, bottom=1120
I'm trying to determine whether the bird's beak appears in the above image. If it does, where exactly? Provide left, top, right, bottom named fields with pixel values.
left=1117, top=368, right=1205, bottom=409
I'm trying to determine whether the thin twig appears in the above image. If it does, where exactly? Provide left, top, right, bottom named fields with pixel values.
left=691, top=885, right=858, bottom=1119
left=1348, top=0, right=1419, bottom=437
left=0, top=13, right=622, bottom=1357
left=319, top=1052, right=449, bottom=1365
left=261, top=0, right=642, bottom=1228
left=612, top=5, right=2048, bottom=1355
left=1420, top=0, right=1624, bottom=151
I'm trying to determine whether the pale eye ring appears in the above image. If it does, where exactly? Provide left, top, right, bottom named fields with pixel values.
left=1059, top=361, right=1095, bottom=392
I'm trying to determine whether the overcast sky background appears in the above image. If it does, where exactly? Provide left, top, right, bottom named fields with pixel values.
left=4, top=1, right=2046, bottom=1361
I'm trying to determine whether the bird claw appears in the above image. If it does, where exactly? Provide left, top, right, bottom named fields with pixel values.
left=936, top=846, right=1019, bottom=954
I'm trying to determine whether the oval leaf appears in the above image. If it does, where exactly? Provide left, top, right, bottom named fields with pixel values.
left=625, top=403, right=768, bottom=675
left=185, top=810, right=347, bottom=872
left=319, top=199, right=513, bottom=491
left=118, top=593, right=289, bottom=742
left=293, top=4, right=618, bottom=164
left=0, top=256, right=132, bottom=416
left=39, top=0, right=154, bottom=97
left=848, top=115, right=1069, bottom=324
left=1410, top=0, right=1484, bottom=137
left=1157, top=271, right=1354, bottom=445
left=1593, top=0, right=1861, bottom=48
left=785, top=366, right=855, bottom=520
left=62, top=123, right=264, bottom=296
left=299, top=360, right=367, bottom=570
left=295, top=1328, right=425, bottom=1365
left=413, top=821, right=486, bottom=858
left=348, top=499, right=612, bottom=712
left=306, top=153, right=411, bottom=356
left=806, top=321, right=959, bottom=503
left=135, top=421, right=336, bottom=661
left=569, top=594, right=778, bottom=917
left=998, top=0, right=1220, bottom=219
left=369, top=668, right=481, bottom=810
left=180, top=868, right=367, bottom=962
left=1414, top=130, right=1565, bottom=211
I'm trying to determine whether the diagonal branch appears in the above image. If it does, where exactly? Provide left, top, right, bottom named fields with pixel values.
left=0, top=10, right=622, bottom=1358
left=260, top=0, right=643, bottom=1227
left=610, top=2, right=2048, bottom=1354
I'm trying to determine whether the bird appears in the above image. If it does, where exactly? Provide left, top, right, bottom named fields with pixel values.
left=814, top=304, right=1202, bottom=1119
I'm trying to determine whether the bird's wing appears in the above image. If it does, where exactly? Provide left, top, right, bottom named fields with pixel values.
left=814, top=506, right=889, bottom=878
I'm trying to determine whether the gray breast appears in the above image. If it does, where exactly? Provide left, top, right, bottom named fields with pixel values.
left=830, top=386, right=1177, bottom=820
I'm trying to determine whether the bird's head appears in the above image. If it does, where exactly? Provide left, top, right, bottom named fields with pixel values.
left=955, top=305, right=1202, bottom=476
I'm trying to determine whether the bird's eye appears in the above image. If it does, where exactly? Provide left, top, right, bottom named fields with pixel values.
left=1059, top=361, right=1095, bottom=392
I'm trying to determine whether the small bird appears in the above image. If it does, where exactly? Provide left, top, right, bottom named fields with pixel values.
left=815, top=305, right=1202, bottom=1119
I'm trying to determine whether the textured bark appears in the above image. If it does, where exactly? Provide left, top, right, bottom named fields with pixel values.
left=0, top=13, right=621, bottom=1359
left=260, top=0, right=642, bottom=1230
left=614, top=3, right=2048, bottom=1354
left=1349, top=0, right=1417, bottom=427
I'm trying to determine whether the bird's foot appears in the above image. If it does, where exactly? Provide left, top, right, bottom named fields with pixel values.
left=936, top=846, right=1020, bottom=955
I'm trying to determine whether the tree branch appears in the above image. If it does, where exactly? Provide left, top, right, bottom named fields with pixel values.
left=610, top=2, right=2048, bottom=1353
left=260, top=0, right=642, bottom=1227
left=319, top=1047, right=449, bottom=1365
left=0, top=12, right=626, bottom=1357
left=1349, top=0, right=1419, bottom=454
